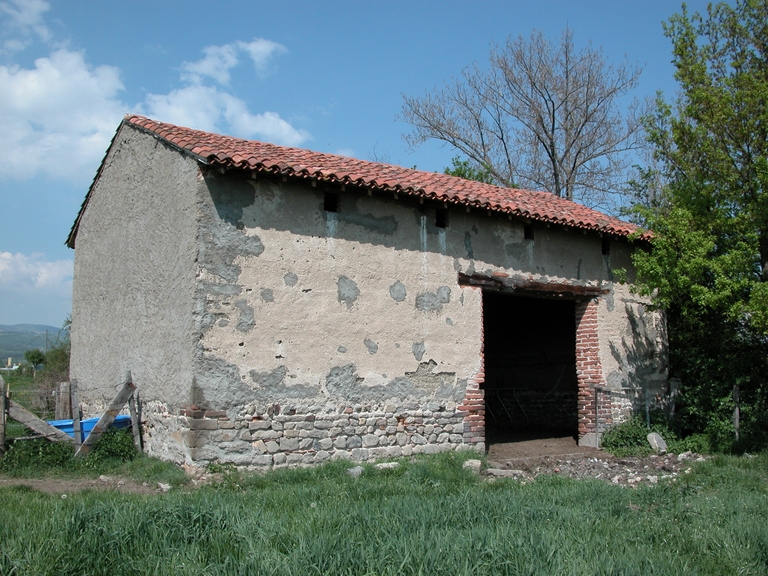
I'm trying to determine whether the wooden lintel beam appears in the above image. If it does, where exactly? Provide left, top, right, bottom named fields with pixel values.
left=457, top=273, right=609, bottom=298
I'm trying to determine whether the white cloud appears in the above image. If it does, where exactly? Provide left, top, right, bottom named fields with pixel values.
left=143, top=85, right=310, bottom=146
left=181, top=43, right=240, bottom=85
left=0, top=0, right=50, bottom=51
left=181, top=38, right=287, bottom=85
left=0, top=252, right=72, bottom=294
left=239, top=39, right=287, bottom=75
left=0, top=252, right=72, bottom=325
left=0, top=20, right=308, bottom=184
left=0, top=49, right=126, bottom=183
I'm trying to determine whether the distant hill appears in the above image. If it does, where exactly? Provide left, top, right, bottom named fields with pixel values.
left=0, top=324, right=67, bottom=366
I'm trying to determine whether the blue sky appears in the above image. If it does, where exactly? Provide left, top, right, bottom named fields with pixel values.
left=0, top=0, right=717, bottom=327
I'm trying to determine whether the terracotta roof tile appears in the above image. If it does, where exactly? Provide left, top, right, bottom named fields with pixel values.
left=67, top=115, right=647, bottom=248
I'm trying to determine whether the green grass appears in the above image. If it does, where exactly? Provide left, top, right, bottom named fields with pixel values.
left=0, top=428, right=189, bottom=487
left=1, top=451, right=767, bottom=575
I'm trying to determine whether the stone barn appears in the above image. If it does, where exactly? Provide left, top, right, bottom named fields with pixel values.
left=66, top=115, right=667, bottom=468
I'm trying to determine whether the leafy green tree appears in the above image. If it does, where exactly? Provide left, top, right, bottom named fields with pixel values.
left=23, top=349, right=45, bottom=368
left=632, top=0, right=768, bottom=450
left=443, top=156, right=496, bottom=184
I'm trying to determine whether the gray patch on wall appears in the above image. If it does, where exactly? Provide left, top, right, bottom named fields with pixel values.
left=261, top=288, right=274, bottom=302
left=234, top=299, right=255, bottom=332
left=249, top=365, right=319, bottom=399
left=194, top=355, right=256, bottom=409
left=201, top=281, right=242, bottom=296
left=446, top=318, right=453, bottom=326
left=603, top=254, right=614, bottom=282
left=325, top=364, right=365, bottom=399
left=283, top=272, right=298, bottom=286
left=415, top=286, right=451, bottom=313
left=337, top=276, right=360, bottom=308
left=207, top=172, right=257, bottom=225
left=464, top=232, right=474, bottom=259
left=364, top=339, right=378, bottom=355
left=337, top=346, right=347, bottom=353
left=325, top=361, right=458, bottom=403
left=505, top=243, right=528, bottom=261
left=332, top=208, right=398, bottom=236
left=412, top=341, right=426, bottom=361
left=198, top=224, right=264, bottom=283
left=199, top=175, right=265, bottom=283
left=389, top=280, right=407, bottom=302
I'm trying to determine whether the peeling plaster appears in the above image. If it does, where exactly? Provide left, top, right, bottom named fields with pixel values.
left=364, top=339, right=379, bottom=355
left=260, top=288, right=274, bottom=302
left=233, top=299, right=255, bottom=332
left=283, top=272, right=298, bottom=286
left=389, top=280, right=407, bottom=302
left=337, top=276, right=360, bottom=308
left=415, top=286, right=451, bottom=313
left=249, top=365, right=320, bottom=399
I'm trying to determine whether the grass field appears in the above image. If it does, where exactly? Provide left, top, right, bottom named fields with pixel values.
left=1, top=450, right=766, bottom=575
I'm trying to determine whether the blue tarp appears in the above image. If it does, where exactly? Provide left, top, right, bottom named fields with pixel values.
left=47, top=414, right=132, bottom=442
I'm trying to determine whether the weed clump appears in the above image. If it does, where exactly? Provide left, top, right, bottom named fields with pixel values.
left=601, top=415, right=711, bottom=456
left=0, top=428, right=137, bottom=475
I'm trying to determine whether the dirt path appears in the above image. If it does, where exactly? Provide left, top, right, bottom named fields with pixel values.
left=0, top=475, right=164, bottom=495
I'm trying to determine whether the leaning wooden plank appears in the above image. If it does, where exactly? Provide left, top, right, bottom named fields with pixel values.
left=0, top=375, right=6, bottom=455
left=70, top=379, right=82, bottom=449
left=7, top=399, right=74, bottom=443
left=127, top=393, right=142, bottom=451
left=75, top=373, right=137, bottom=457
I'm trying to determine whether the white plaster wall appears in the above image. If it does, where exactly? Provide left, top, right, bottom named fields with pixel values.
left=192, top=170, right=666, bottom=418
left=70, top=126, right=200, bottom=409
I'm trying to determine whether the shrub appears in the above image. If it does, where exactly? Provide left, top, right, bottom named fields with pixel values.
left=86, top=428, right=138, bottom=464
left=601, top=414, right=683, bottom=455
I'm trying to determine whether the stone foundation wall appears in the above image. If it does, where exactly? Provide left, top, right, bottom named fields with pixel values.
left=142, top=399, right=482, bottom=469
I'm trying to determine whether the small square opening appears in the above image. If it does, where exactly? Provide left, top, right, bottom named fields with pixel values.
left=435, top=208, right=449, bottom=229
left=324, top=192, right=339, bottom=213
left=524, top=225, right=535, bottom=240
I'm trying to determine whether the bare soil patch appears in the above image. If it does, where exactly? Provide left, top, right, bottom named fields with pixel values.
left=486, top=435, right=707, bottom=487
left=0, top=475, right=164, bottom=495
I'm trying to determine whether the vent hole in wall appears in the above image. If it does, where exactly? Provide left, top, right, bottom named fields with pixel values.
left=324, top=192, right=338, bottom=212
left=524, top=225, right=535, bottom=240
left=435, top=208, right=449, bottom=228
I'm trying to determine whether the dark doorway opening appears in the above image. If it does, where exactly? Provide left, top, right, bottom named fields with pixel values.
left=482, top=291, right=578, bottom=444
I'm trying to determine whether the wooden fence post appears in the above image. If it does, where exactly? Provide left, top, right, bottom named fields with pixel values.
left=55, top=381, right=71, bottom=420
left=70, top=378, right=81, bottom=448
left=75, top=371, right=136, bottom=457
left=0, top=375, right=6, bottom=456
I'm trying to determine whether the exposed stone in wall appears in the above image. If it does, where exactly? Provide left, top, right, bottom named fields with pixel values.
left=141, top=400, right=481, bottom=468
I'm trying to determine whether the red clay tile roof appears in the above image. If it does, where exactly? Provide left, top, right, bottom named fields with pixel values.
left=67, top=115, right=645, bottom=247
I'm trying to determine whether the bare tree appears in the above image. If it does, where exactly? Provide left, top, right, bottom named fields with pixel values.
left=401, top=27, right=644, bottom=209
